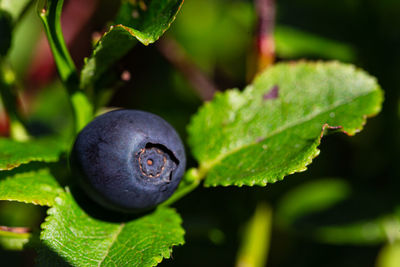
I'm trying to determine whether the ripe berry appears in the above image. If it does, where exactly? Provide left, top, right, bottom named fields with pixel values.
left=70, top=109, right=186, bottom=212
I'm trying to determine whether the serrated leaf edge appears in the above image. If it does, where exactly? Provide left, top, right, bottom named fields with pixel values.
left=198, top=89, right=382, bottom=186
left=115, top=0, right=184, bottom=45
left=0, top=156, right=61, bottom=171
left=39, top=193, right=185, bottom=267
left=203, top=105, right=380, bottom=188
left=0, top=170, right=65, bottom=206
left=189, top=61, right=384, bottom=187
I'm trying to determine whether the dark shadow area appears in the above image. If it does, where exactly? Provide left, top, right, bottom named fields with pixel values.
left=67, top=153, right=157, bottom=222
left=0, top=162, right=50, bottom=179
left=0, top=248, right=37, bottom=267
left=34, top=244, right=73, bottom=267
left=145, top=142, right=180, bottom=166
left=68, top=184, right=154, bottom=223
left=25, top=121, right=56, bottom=138
left=162, top=185, right=258, bottom=267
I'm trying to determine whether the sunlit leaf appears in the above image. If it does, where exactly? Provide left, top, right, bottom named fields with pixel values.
left=0, top=138, right=67, bottom=171
left=0, top=168, right=63, bottom=206
left=80, top=0, right=184, bottom=94
left=38, top=191, right=185, bottom=266
left=188, top=61, right=383, bottom=187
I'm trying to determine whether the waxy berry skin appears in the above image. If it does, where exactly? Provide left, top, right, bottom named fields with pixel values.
left=71, top=109, right=186, bottom=212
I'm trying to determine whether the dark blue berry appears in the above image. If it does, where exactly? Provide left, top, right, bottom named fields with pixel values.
left=71, top=109, right=186, bottom=212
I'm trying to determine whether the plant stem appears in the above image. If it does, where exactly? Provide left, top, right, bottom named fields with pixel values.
left=236, top=203, right=273, bottom=267
left=255, top=0, right=276, bottom=72
left=162, top=156, right=217, bottom=206
left=161, top=168, right=202, bottom=206
left=37, top=0, right=92, bottom=133
left=157, top=37, right=218, bottom=101
left=0, top=225, right=30, bottom=234
left=0, top=62, right=29, bottom=141
left=38, top=0, right=75, bottom=83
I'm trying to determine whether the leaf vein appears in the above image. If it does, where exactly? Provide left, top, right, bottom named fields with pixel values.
left=98, top=223, right=125, bottom=266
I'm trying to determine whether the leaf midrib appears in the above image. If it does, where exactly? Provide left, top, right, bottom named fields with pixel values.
left=98, top=223, right=125, bottom=266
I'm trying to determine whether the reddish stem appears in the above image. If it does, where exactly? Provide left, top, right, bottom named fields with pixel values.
left=0, top=225, right=30, bottom=234
left=0, top=110, right=10, bottom=137
left=157, top=37, right=217, bottom=101
left=255, top=0, right=276, bottom=72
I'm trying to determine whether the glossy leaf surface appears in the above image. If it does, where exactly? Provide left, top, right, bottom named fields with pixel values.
left=38, top=192, right=185, bottom=266
left=188, top=62, right=383, bottom=186
left=0, top=138, right=66, bottom=170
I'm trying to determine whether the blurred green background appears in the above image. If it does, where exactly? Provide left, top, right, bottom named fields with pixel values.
left=1, top=0, right=399, bottom=266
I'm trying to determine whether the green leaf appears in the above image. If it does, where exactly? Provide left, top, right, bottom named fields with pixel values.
left=0, top=138, right=67, bottom=170
left=313, top=215, right=398, bottom=245
left=276, top=178, right=351, bottom=227
left=275, top=178, right=400, bottom=246
left=38, top=191, right=185, bottom=266
left=80, top=25, right=137, bottom=92
left=236, top=203, right=272, bottom=267
left=8, top=5, right=42, bottom=77
left=311, top=206, right=400, bottom=246
left=0, top=229, right=30, bottom=250
left=376, top=242, right=400, bottom=267
left=275, top=26, right=356, bottom=62
left=115, top=0, right=184, bottom=46
left=188, top=61, right=383, bottom=187
left=0, top=167, right=63, bottom=206
left=169, top=0, right=254, bottom=76
left=80, top=0, right=183, bottom=93
left=0, top=0, right=32, bottom=22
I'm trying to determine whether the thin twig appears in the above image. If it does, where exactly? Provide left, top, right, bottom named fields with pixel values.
left=157, top=37, right=218, bottom=101
left=255, top=0, right=276, bottom=72
left=0, top=225, right=30, bottom=234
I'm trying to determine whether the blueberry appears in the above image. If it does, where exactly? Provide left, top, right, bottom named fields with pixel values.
left=70, top=109, right=186, bottom=212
